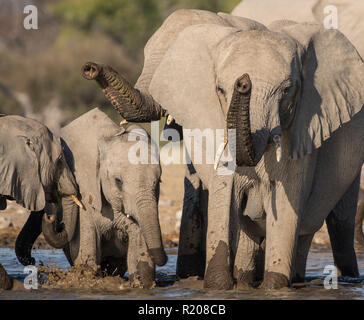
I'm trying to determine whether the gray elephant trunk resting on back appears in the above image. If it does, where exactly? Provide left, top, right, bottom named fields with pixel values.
left=81, top=62, right=166, bottom=122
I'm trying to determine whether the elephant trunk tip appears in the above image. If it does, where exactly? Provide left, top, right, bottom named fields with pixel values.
left=235, top=73, right=251, bottom=95
left=148, top=248, right=168, bottom=266
left=82, top=62, right=101, bottom=80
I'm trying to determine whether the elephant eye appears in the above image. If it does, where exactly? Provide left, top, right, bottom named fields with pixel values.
left=217, top=86, right=226, bottom=96
left=115, top=177, right=123, bottom=190
left=282, top=87, right=290, bottom=96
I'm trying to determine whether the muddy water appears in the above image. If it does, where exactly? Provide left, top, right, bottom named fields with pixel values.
left=0, top=247, right=364, bottom=299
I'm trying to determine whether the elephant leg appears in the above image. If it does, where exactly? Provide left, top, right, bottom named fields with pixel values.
left=15, top=210, right=43, bottom=266
left=204, top=173, right=234, bottom=290
left=101, top=256, right=127, bottom=277
left=354, top=200, right=364, bottom=249
left=0, top=196, right=7, bottom=210
left=234, top=227, right=263, bottom=289
left=0, top=264, right=13, bottom=290
left=292, top=233, right=315, bottom=283
left=127, top=227, right=155, bottom=289
left=260, top=183, right=301, bottom=290
left=177, top=164, right=207, bottom=279
left=72, top=210, right=99, bottom=267
left=325, top=176, right=360, bottom=278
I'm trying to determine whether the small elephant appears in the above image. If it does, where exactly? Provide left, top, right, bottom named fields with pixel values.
left=82, top=10, right=364, bottom=289
left=0, top=115, right=80, bottom=290
left=20, top=108, right=167, bottom=288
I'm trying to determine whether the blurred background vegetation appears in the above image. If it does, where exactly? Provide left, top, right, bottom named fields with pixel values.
left=0, top=0, right=240, bottom=133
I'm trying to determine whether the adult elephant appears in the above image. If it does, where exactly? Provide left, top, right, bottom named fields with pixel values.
left=82, top=10, right=364, bottom=289
left=232, top=0, right=364, bottom=251
left=0, top=115, right=81, bottom=290
left=17, top=108, right=166, bottom=288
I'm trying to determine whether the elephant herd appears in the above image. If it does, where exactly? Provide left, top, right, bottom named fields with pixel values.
left=1, top=1, right=364, bottom=291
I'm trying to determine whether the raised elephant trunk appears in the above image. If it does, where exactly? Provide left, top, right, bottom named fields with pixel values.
left=135, top=191, right=167, bottom=266
left=81, top=62, right=166, bottom=122
left=226, top=74, right=256, bottom=167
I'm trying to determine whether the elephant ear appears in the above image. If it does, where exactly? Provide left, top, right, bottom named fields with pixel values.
left=312, top=0, right=364, bottom=56
left=149, top=24, right=250, bottom=131
left=281, top=24, right=364, bottom=159
left=61, top=108, right=121, bottom=213
left=0, top=133, right=45, bottom=211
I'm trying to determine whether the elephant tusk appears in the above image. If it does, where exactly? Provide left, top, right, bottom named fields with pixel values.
left=214, top=139, right=228, bottom=170
left=166, top=114, right=174, bottom=125
left=120, top=119, right=128, bottom=126
left=71, top=195, right=85, bottom=210
left=273, top=135, right=282, bottom=163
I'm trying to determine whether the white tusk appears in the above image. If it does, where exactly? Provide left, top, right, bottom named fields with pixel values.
left=71, top=195, right=85, bottom=210
left=166, top=114, right=174, bottom=125
left=120, top=119, right=128, bottom=126
left=214, top=140, right=228, bottom=170
left=273, top=135, right=282, bottom=163
left=126, top=214, right=130, bottom=218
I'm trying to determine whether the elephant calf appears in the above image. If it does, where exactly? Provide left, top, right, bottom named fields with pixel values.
left=18, top=108, right=167, bottom=288
left=0, top=114, right=81, bottom=290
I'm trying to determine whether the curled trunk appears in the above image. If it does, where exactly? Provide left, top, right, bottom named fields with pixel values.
left=226, top=74, right=256, bottom=167
left=82, top=62, right=166, bottom=122
left=42, top=195, right=78, bottom=248
left=15, top=210, right=43, bottom=266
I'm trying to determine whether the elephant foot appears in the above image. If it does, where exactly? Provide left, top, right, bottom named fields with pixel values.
left=204, top=270, right=233, bottom=290
left=235, top=269, right=255, bottom=289
left=259, top=271, right=289, bottom=290
left=204, top=241, right=233, bottom=290
left=177, top=253, right=205, bottom=279
left=0, top=264, right=13, bottom=290
left=129, top=261, right=155, bottom=289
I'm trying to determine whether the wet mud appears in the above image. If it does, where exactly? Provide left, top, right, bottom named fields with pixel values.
left=0, top=247, right=364, bottom=299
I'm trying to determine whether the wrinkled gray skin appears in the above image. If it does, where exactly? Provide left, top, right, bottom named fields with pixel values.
left=354, top=170, right=364, bottom=249
left=41, top=108, right=165, bottom=288
left=0, top=115, right=79, bottom=290
left=93, top=10, right=364, bottom=289
left=232, top=0, right=364, bottom=57
left=232, top=0, right=364, bottom=253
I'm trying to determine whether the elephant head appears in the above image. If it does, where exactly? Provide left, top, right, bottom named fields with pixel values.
left=97, top=128, right=167, bottom=266
left=53, top=108, right=167, bottom=267
left=82, top=12, right=364, bottom=171
left=0, top=115, right=81, bottom=266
